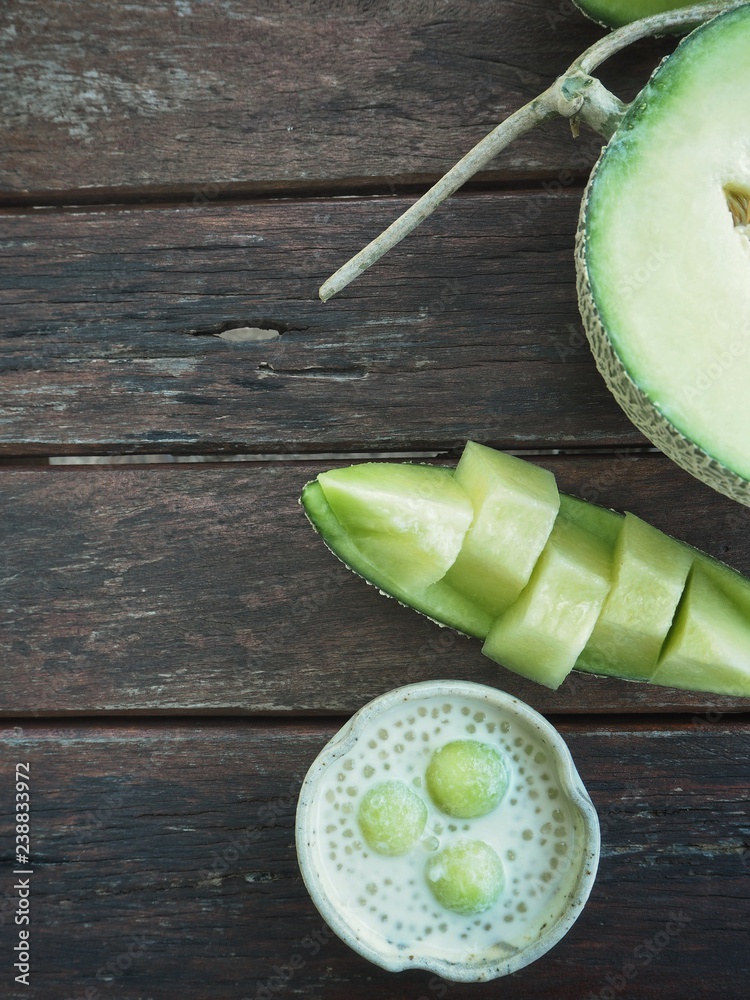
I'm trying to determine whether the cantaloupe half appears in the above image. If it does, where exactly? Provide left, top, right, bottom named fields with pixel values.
left=319, top=4, right=750, bottom=505
left=577, top=3, right=750, bottom=505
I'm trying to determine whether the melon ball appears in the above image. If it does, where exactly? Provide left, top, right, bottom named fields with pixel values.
left=357, top=780, right=428, bottom=856
left=426, top=740, right=508, bottom=818
left=425, top=840, right=505, bottom=915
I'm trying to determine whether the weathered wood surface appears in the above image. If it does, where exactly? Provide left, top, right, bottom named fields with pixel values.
left=0, top=0, right=674, bottom=202
left=0, top=192, right=647, bottom=455
left=2, top=454, right=749, bottom=717
left=0, top=719, right=747, bottom=1000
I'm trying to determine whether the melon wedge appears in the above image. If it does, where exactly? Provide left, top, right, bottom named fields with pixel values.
left=481, top=510, right=613, bottom=690
left=651, top=564, right=750, bottom=696
left=577, top=4, right=750, bottom=505
left=301, top=444, right=750, bottom=698
left=576, top=513, right=693, bottom=679
left=443, top=442, right=560, bottom=617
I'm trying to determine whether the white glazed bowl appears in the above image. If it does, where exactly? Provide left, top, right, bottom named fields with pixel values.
left=296, top=680, right=600, bottom=982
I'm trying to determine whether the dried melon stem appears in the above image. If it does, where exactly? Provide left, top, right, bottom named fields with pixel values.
left=319, top=0, right=742, bottom=302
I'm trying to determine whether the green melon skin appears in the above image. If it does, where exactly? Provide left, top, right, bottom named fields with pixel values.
left=301, top=480, right=494, bottom=639
left=576, top=512, right=693, bottom=680
left=443, top=441, right=560, bottom=618
left=481, top=510, right=613, bottom=690
left=573, top=0, right=693, bottom=28
left=557, top=494, right=623, bottom=546
left=318, top=464, right=473, bottom=591
left=650, top=564, right=750, bottom=696
left=577, top=5, right=750, bottom=506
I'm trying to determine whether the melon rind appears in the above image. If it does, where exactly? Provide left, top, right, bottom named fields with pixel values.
left=575, top=9, right=750, bottom=508
left=571, top=0, right=693, bottom=29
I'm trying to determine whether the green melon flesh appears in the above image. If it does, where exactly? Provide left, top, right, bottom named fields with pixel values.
left=573, top=0, right=692, bottom=28
left=481, top=511, right=612, bottom=690
left=576, top=513, right=693, bottom=679
left=578, top=6, right=750, bottom=502
left=557, top=494, right=623, bottom=546
left=443, top=441, right=560, bottom=617
left=318, top=464, right=473, bottom=591
left=301, top=480, right=493, bottom=639
left=650, top=564, right=750, bottom=696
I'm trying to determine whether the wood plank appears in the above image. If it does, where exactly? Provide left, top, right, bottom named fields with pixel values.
left=1, top=454, right=749, bottom=717
left=0, top=718, right=747, bottom=999
left=0, top=192, right=644, bottom=454
left=0, top=0, right=674, bottom=200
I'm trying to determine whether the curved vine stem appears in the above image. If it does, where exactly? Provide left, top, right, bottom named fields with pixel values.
left=319, top=0, right=742, bottom=302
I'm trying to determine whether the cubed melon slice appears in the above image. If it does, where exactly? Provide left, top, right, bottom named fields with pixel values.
left=318, top=464, right=473, bottom=591
left=557, top=494, right=623, bottom=546
left=443, top=442, right=560, bottom=617
left=301, top=480, right=493, bottom=639
left=482, top=511, right=613, bottom=689
left=576, top=512, right=693, bottom=679
left=650, top=564, right=750, bottom=697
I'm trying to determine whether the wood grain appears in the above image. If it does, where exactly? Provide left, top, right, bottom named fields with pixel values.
left=0, top=0, right=675, bottom=202
left=1, top=454, right=748, bottom=717
left=0, top=192, right=645, bottom=455
left=0, top=718, right=747, bottom=1000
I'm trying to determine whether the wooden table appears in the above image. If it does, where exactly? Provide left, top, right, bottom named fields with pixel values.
left=1, top=2, right=748, bottom=997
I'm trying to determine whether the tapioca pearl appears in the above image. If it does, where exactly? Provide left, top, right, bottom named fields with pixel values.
left=521, top=829, right=533, bottom=841
left=363, top=765, right=375, bottom=778
left=553, top=808, right=565, bottom=823
left=461, top=707, right=470, bottom=716
left=541, top=822, right=552, bottom=834
left=547, top=788, right=560, bottom=800
left=555, top=842, right=568, bottom=856
left=405, top=731, right=415, bottom=742
left=506, top=850, right=516, bottom=861
left=503, top=914, right=514, bottom=923
left=368, top=739, right=377, bottom=749
left=500, top=721, right=510, bottom=733
left=549, top=857, right=559, bottom=870
left=325, top=790, right=335, bottom=803
left=513, top=737, right=523, bottom=747
left=418, top=707, right=428, bottom=717
left=554, top=826, right=566, bottom=837
left=344, top=759, right=355, bottom=771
